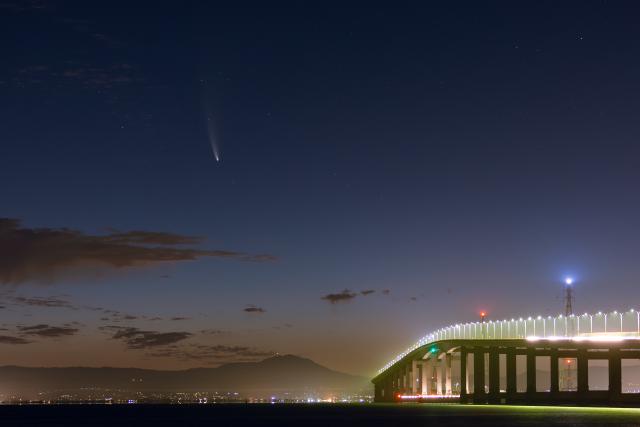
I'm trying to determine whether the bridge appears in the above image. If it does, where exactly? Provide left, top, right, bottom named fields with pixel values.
left=372, top=310, right=640, bottom=405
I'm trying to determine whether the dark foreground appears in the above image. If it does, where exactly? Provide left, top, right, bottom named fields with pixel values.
left=1, top=403, right=640, bottom=426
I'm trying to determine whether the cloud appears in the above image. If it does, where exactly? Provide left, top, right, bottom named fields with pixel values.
left=147, top=344, right=273, bottom=363
left=382, top=289, right=391, bottom=295
left=9, top=296, right=77, bottom=309
left=0, top=218, right=276, bottom=284
left=0, top=335, right=31, bottom=345
left=101, top=326, right=191, bottom=349
left=409, top=296, right=417, bottom=301
left=243, top=305, right=265, bottom=314
left=200, top=329, right=227, bottom=335
left=360, top=289, right=375, bottom=296
left=321, top=289, right=357, bottom=304
left=18, top=324, right=79, bottom=338
left=170, top=316, right=190, bottom=321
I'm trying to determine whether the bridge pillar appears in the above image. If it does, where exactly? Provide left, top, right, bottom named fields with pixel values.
left=412, top=360, right=420, bottom=394
left=506, top=349, right=516, bottom=398
left=405, top=363, right=412, bottom=394
left=577, top=349, right=588, bottom=395
left=488, top=347, right=500, bottom=403
left=445, top=353, right=452, bottom=395
left=460, top=347, right=468, bottom=401
left=420, top=360, right=429, bottom=395
left=385, top=376, right=394, bottom=401
left=526, top=347, right=536, bottom=395
left=473, top=348, right=486, bottom=403
left=436, top=356, right=444, bottom=395
left=550, top=348, right=559, bottom=395
left=609, top=348, right=621, bottom=399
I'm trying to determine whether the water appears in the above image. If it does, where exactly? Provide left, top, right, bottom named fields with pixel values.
left=1, top=403, right=640, bottom=426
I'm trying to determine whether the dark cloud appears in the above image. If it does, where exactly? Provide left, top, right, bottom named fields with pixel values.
left=0, top=218, right=276, bottom=284
left=360, top=289, right=375, bottom=296
left=170, top=316, right=190, bottom=321
left=101, top=326, right=191, bottom=349
left=18, top=324, right=79, bottom=338
left=200, top=329, right=227, bottom=335
left=0, top=335, right=31, bottom=345
left=409, top=296, right=418, bottom=301
left=321, top=289, right=357, bottom=304
left=382, top=289, right=391, bottom=295
left=9, top=295, right=76, bottom=309
left=147, top=343, right=273, bottom=363
left=243, top=305, right=266, bottom=314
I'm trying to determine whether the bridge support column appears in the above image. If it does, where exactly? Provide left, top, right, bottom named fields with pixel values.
left=506, top=349, right=516, bottom=402
left=445, top=353, right=452, bottom=395
left=488, top=347, right=500, bottom=403
left=412, top=360, right=419, bottom=394
left=550, top=348, right=559, bottom=395
left=473, top=348, right=486, bottom=403
left=436, top=356, right=444, bottom=395
left=526, top=347, right=536, bottom=395
left=609, top=348, right=621, bottom=400
left=577, top=349, right=588, bottom=396
left=405, top=363, right=412, bottom=394
left=460, top=347, right=468, bottom=401
left=385, top=376, right=394, bottom=401
left=421, top=360, right=428, bottom=394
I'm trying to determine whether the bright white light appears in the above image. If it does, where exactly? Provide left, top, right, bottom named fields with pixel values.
left=527, top=335, right=638, bottom=343
left=399, top=394, right=460, bottom=400
left=565, top=277, right=574, bottom=285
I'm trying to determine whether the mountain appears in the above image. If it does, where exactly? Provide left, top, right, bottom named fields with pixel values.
left=0, top=355, right=371, bottom=399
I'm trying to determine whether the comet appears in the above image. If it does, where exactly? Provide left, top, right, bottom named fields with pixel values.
left=205, top=113, right=220, bottom=162
left=202, top=82, right=220, bottom=162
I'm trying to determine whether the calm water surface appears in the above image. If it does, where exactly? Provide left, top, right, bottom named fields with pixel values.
left=1, top=403, right=640, bottom=426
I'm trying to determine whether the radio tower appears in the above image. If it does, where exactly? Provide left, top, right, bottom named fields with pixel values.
left=564, top=277, right=574, bottom=316
left=562, top=277, right=576, bottom=390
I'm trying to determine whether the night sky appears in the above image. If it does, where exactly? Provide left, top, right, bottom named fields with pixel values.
left=2, top=1, right=640, bottom=376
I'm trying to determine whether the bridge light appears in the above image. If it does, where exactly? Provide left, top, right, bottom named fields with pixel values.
left=480, top=312, right=486, bottom=322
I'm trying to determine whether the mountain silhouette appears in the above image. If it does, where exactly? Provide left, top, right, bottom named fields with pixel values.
left=0, top=355, right=370, bottom=399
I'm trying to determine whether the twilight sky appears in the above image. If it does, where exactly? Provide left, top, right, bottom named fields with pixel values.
left=2, top=1, right=640, bottom=376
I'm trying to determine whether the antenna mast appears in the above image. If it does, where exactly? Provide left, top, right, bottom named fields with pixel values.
left=564, top=277, right=574, bottom=316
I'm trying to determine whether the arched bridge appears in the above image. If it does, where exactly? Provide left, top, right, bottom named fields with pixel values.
left=372, top=310, right=640, bottom=405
